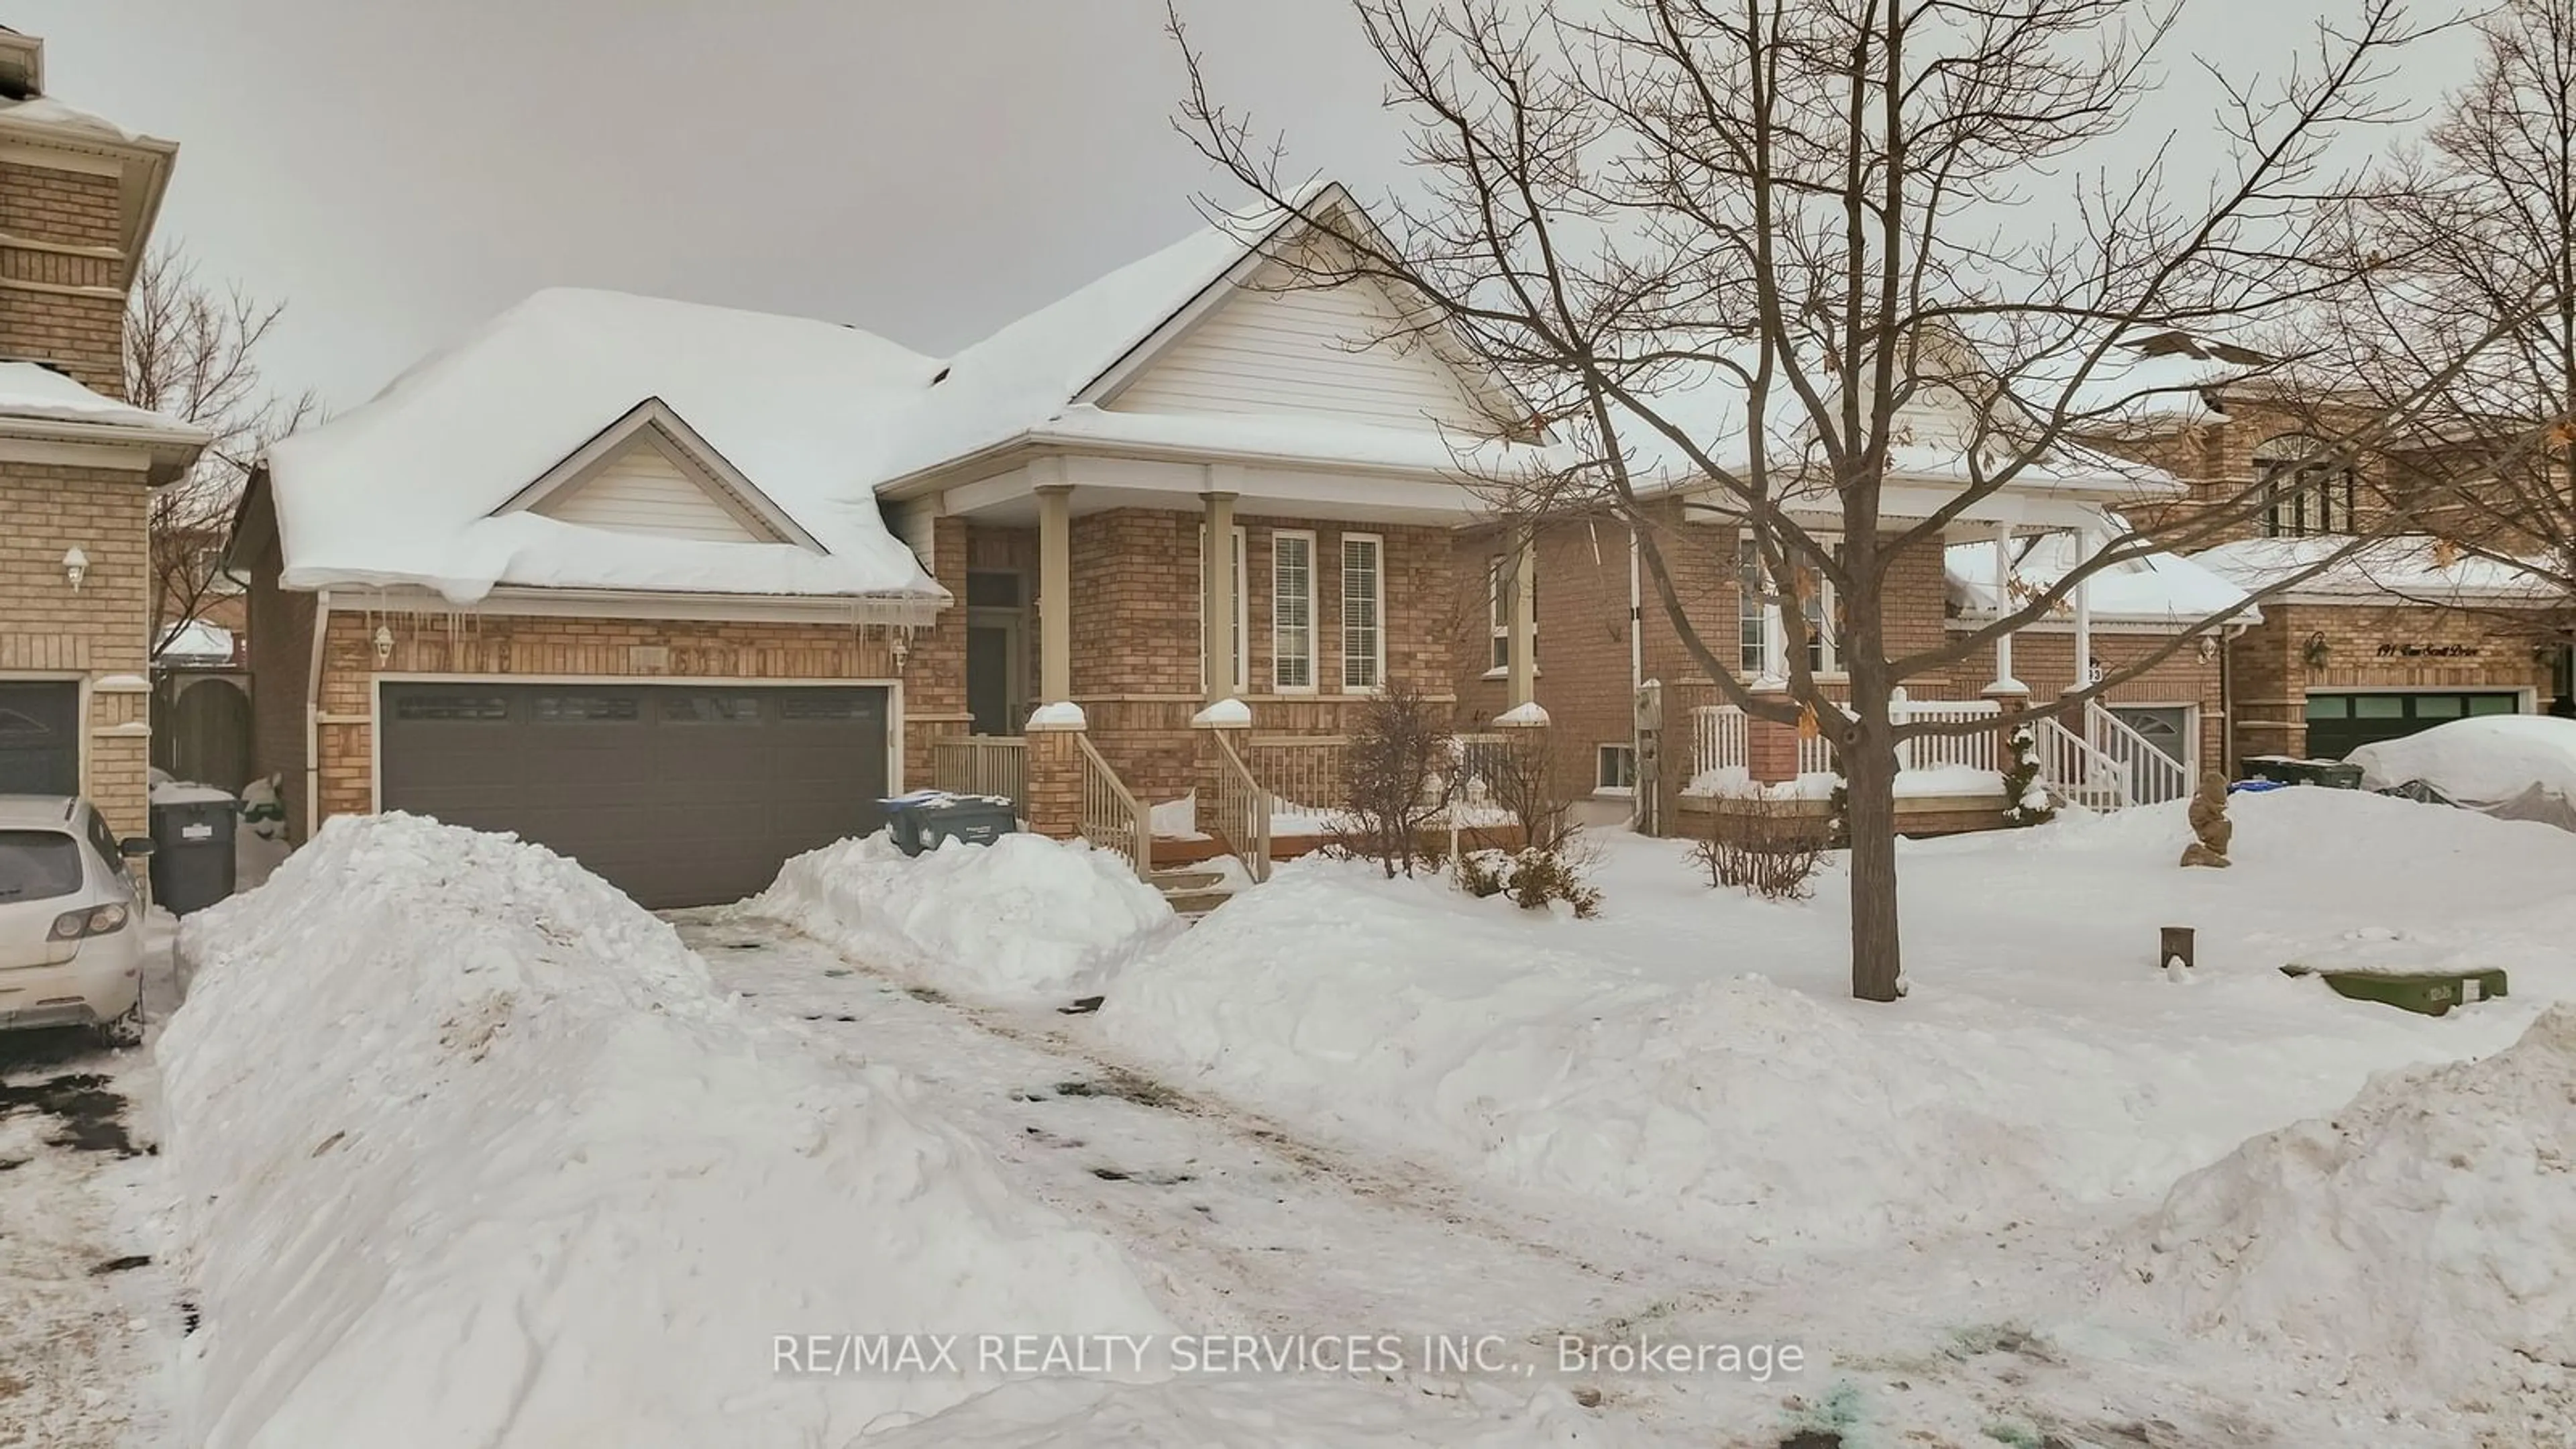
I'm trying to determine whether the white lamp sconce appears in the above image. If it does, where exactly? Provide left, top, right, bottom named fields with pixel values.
left=2194, top=635, right=2218, bottom=663
left=372, top=624, right=394, bottom=665
left=61, top=547, right=87, bottom=590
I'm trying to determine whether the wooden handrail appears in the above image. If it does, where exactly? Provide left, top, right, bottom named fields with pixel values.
left=1074, top=733, right=1151, bottom=877
left=1209, top=731, right=1273, bottom=883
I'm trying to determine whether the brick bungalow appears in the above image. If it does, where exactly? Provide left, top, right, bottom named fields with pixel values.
left=235, top=188, right=1552, bottom=907
left=0, top=28, right=211, bottom=835
left=1459, top=378, right=2255, bottom=837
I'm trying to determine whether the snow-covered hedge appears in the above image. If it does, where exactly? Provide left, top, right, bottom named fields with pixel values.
left=751, top=831, right=1173, bottom=1006
left=161, top=815, right=1172, bottom=1448
left=2128, top=1004, right=2576, bottom=1415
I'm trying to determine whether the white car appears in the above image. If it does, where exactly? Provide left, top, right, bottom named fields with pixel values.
left=0, top=795, right=152, bottom=1046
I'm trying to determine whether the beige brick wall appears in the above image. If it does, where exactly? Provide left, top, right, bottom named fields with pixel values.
left=0, top=462, right=153, bottom=833
left=300, top=610, right=927, bottom=831
left=0, top=160, right=131, bottom=396
left=2226, top=600, right=2553, bottom=761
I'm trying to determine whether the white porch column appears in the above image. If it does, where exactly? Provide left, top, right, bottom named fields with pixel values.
left=2070, top=529, right=2095, bottom=696
left=1036, top=476, right=1072, bottom=705
left=1984, top=521, right=2026, bottom=699
left=1759, top=599, right=1788, bottom=688
left=1507, top=524, right=1538, bottom=709
left=1201, top=486, right=1239, bottom=704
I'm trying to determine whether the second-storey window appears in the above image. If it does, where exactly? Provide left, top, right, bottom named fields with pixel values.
left=1342, top=533, right=1385, bottom=690
left=1272, top=530, right=1316, bottom=692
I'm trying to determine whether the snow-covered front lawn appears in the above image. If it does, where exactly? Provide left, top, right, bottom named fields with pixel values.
left=142, top=790, right=2576, bottom=1446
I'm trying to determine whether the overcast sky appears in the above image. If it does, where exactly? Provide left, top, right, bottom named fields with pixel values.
left=13, top=1, right=2481, bottom=416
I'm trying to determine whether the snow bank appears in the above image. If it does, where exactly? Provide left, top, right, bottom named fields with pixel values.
left=753, top=831, right=1174, bottom=1006
left=1096, top=858, right=2171, bottom=1250
left=1096, top=792, right=2576, bottom=1252
left=2348, top=714, right=2576, bottom=802
left=161, top=815, right=1172, bottom=1448
left=2127, top=1005, right=2576, bottom=1418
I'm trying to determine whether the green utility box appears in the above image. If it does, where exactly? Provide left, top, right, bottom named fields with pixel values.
left=2282, top=965, right=2510, bottom=1018
left=2243, top=756, right=2366, bottom=790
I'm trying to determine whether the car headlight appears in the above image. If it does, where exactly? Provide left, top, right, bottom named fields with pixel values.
left=46, top=904, right=129, bottom=941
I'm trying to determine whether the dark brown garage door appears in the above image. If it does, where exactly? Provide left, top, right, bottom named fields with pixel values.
left=380, top=683, right=890, bottom=910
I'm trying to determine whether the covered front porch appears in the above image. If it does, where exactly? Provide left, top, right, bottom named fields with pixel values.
left=900, top=450, right=1544, bottom=876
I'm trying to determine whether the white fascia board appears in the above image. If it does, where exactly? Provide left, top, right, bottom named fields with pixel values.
left=321, top=584, right=948, bottom=627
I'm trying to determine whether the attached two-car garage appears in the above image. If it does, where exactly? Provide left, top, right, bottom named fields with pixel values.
left=379, top=682, right=890, bottom=910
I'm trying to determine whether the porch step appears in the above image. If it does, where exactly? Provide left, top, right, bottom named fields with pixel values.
left=1150, top=867, right=1242, bottom=922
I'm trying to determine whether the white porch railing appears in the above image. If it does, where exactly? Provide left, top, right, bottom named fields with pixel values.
left=1690, top=705, right=1748, bottom=777
left=1797, top=729, right=1839, bottom=777
left=2035, top=716, right=2131, bottom=809
left=2082, top=700, right=2192, bottom=806
left=1892, top=691, right=2003, bottom=772
left=1076, top=734, right=1152, bottom=877
left=930, top=735, right=1028, bottom=811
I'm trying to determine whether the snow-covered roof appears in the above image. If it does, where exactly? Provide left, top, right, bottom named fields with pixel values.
left=1604, top=343, right=2184, bottom=503
left=0, top=93, right=137, bottom=142
left=156, top=620, right=235, bottom=663
left=2190, top=535, right=2561, bottom=606
left=0, top=362, right=206, bottom=441
left=865, top=191, right=1556, bottom=488
left=1945, top=516, right=2260, bottom=627
left=262, top=289, right=949, bottom=608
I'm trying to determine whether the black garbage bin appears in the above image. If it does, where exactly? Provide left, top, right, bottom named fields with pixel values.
left=879, top=790, right=1020, bottom=857
left=149, top=790, right=238, bottom=915
left=2243, top=755, right=2365, bottom=790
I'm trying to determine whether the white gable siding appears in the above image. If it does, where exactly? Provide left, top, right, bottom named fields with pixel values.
left=535, top=439, right=769, bottom=543
left=1106, top=257, right=1499, bottom=432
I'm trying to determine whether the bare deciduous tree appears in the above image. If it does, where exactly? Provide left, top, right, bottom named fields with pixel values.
left=126, top=244, right=316, bottom=661
left=1171, top=0, right=2518, bottom=1001
left=2319, top=0, right=2576, bottom=653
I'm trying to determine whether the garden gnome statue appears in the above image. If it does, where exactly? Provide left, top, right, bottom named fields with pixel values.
left=2179, top=770, right=2232, bottom=869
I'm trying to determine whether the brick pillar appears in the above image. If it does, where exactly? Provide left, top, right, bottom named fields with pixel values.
left=1024, top=712, right=1085, bottom=841
left=1747, top=710, right=1801, bottom=784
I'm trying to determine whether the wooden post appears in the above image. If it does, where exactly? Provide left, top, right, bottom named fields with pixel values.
left=1986, top=521, right=2023, bottom=698
left=2160, top=925, right=2195, bottom=972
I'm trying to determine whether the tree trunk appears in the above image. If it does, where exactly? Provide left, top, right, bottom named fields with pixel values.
left=1843, top=683, right=1904, bottom=1003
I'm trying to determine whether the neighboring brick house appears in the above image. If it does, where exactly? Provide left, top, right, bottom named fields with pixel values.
left=0, top=29, right=210, bottom=834
left=1460, top=368, right=2255, bottom=837
left=237, top=189, right=1551, bottom=907
left=2109, top=362, right=2567, bottom=765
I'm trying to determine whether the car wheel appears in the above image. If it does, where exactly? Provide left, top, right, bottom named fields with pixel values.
left=97, top=1001, right=145, bottom=1051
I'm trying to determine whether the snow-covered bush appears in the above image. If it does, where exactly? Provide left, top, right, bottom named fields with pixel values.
left=1455, top=840, right=1601, bottom=916
left=2001, top=723, right=2055, bottom=827
left=753, top=829, right=1174, bottom=1006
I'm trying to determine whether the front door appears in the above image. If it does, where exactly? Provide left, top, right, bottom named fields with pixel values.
left=0, top=682, right=79, bottom=795
left=2110, top=705, right=2192, bottom=773
left=967, top=623, right=1018, bottom=737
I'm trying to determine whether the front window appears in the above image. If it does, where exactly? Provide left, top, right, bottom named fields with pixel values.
left=1737, top=535, right=1837, bottom=674
left=1197, top=525, right=1250, bottom=695
left=1272, top=531, right=1316, bottom=692
left=1342, top=534, right=1385, bottom=690
left=1487, top=552, right=1537, bottom=672
left=2256, top=433, right=2358, bottom=537
left=1597, top=744, right=1637, bottom=792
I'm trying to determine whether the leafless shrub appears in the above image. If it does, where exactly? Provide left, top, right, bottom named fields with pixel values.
left=1690, top=802, right=1829, bottom=902
left=1328, top=681, right=1457, bottom=877
left=1462, top=727, right=1578, bottom=853
left=1454, top=836, right=1603, bottom=918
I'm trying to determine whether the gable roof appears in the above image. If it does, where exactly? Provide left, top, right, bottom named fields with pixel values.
left=2191, top=535, right=2561, bottom=606
left=498, top=397, right=818, bottom=549
left=864, top=187, right=1553, bottom=490
left=261, top=290, right=947, bottom=608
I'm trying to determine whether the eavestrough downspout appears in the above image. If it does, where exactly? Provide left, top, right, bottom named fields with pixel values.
left=305, top=592, right=331, bottom=843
